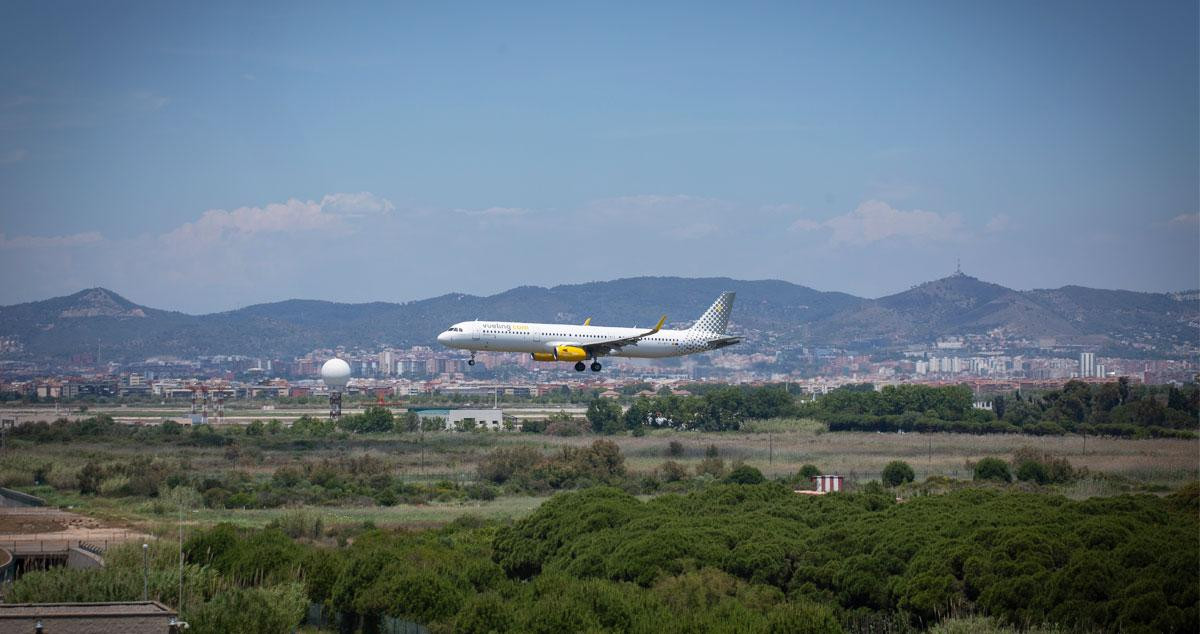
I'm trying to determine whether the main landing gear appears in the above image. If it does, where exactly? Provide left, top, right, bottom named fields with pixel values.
left=590, top=361, right=602, bottom=372
left=574, top=361, right=602, bottom=372
left=574, top=362, right=586, bottom=372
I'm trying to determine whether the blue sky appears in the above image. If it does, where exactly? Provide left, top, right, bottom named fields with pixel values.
left=0, top=1, right=1196, bottom=312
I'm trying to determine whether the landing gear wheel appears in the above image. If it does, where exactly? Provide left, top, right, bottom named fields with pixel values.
left=590, top=362, right=602, bottom=372
left=574, top=362, right=586, bottom=372
left=467, top=358, right=475, bottom=366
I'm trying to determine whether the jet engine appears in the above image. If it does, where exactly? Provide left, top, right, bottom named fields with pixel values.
left=555, top=345, right=588, bottom=361
left=531, top=346, right=588, bottom=362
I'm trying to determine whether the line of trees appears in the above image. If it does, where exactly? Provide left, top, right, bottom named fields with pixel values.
left=800, top=380, right=1198, bottom=437
left=586, top=385, right=801, bottom=433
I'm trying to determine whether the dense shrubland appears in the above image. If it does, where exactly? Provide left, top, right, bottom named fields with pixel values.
left=493, top=484, right=1198, bottom=632
left=13, top=482, right=1194, bottom=633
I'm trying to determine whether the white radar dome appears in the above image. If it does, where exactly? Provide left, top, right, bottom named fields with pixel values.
left=321, top=358, right=351, bottom=390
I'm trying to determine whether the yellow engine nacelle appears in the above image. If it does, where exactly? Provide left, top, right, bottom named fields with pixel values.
left=531, top=346, right=588, bottom=362
left=555, top=346, right=588, bottom=362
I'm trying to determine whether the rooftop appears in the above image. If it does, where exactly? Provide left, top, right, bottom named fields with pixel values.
left=0, top=601, right=176, bottom=618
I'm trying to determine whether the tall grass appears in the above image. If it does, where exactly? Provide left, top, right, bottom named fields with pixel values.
left=9, top=539, right=307, bottom=633
left=740, top=418, right=827, bottom=434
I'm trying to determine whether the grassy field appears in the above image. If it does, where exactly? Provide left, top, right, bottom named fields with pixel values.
left=3, top=419, right=1195, bottom=537
left=151, top=496, right=546, bottom=532
left=532, top=426, right=1198, bottom=487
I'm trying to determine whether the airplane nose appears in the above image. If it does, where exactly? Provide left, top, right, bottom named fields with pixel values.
left=437, top=331, right=450, bottom=345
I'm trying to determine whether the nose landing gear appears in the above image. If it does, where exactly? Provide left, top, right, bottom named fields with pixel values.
left=468, top=353, right=476, bottom=366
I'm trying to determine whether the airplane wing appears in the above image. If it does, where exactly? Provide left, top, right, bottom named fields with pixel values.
left=579, top=315, right=666, bottom=356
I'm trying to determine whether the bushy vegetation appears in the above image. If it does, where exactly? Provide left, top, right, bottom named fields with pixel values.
left=476, top=439, right=627, bottom=493
left=1010, top=447, right=1076, bottom=485
left=618, top=385, right=801, bottom=431
left=973, top=458, right=1012, bottom=483
left=493, top=484, right=1199, bottom=632
left=9, top=540, right=306, bottom=634
left=881, top=460, right=915, bottom=487
left=802, top=380, right=1199, bottom=437
left=8, top=416, right=1196, bottom=633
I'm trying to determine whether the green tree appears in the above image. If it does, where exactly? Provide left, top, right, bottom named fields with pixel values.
left=623, top=398, right=653, bottom=430
left=973, top=457, right=1012, bottom=482
left=1015, top=460, right=1049, bottom=485
left=77, top=461, right=103, bottom=495
left=397, top=411, right=421, bottom=433
left=881, top=461, right=915, bottom=487
left=724, top=465, right=766, bottom=485
left=358, top=406, right=395, bottom=433
left=992, top=394, right=1006, bottom=420
left=660, top=461, right=689, bottom=482
left=586, top=398, right=623, bottom=435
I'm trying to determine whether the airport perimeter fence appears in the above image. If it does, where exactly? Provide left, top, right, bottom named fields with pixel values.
left=0, top=531, right=139, bottom=555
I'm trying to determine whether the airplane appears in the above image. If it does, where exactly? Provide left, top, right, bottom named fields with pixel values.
left=436, top=292, right=740, bottom=372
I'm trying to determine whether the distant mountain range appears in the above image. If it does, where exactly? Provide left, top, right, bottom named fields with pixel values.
left=0, top=275, right=1196, bottom=363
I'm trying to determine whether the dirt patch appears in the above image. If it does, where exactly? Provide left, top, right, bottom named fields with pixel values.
left=0, top=515, right=66, bottom=534
left=0, top=507, right=104, bottom=536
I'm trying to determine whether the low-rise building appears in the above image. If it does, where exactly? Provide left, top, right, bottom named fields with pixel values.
left=0, top=601, right=180, bottom=633
left=410, top=407, right=507, bottom=431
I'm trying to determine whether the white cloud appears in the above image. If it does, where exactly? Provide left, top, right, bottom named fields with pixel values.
left=162, top=192, right=394, bottom=246
left=1168, top=213, right=1199, bottom=227
left=985, top=214, right=1011, bottom=233
left=791, top=200, right=966, bottom=245
left=320, top=191, right=395, bottom=217
left=0, top=148, right=28, bottom=165
left=0, top=231, right=103, bottom=249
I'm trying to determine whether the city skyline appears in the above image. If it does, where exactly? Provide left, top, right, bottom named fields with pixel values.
left=1, top=1, right=1197, bottom=312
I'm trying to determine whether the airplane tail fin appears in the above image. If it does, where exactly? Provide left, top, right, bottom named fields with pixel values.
left=689, top=291, right=735, bottom=334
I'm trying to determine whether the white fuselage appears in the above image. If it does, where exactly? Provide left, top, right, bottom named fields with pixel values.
left=437, top=321, right=719, bottom=359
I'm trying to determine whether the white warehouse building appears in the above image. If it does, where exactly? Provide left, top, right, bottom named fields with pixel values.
left=410, top=408, right=507, bottom=431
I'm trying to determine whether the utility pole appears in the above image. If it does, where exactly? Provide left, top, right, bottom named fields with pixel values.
left=179, top=503, right=184, bottom=616
left=142, top=543, right=149, bottom=601
left=768, top=433, right=774, bottom=466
